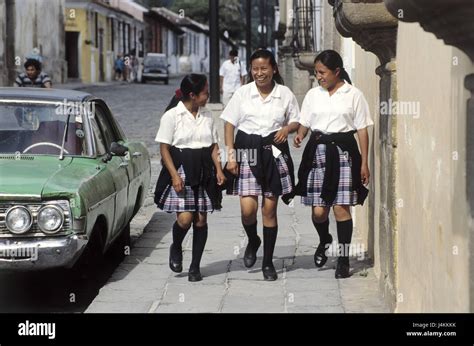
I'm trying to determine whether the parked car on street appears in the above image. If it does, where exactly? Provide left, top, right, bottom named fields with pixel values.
left=141, top=53, right=169, bottom=84
left=0, top=88, right=151, bottom=273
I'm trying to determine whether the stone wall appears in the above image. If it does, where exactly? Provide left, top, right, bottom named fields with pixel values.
left=394, top=22, right=472, bottom=312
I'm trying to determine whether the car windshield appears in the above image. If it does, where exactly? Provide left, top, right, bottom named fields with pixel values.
left=144, top=56, right=167, bottom=67
left=0, top=102, right=88, bottom=156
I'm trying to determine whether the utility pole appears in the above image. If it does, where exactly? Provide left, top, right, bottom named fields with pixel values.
left=259, top=0, right=264, bottom=47
left=246, top=0, right=251, bottom=67
left=209, top=0, right=220, bottom=103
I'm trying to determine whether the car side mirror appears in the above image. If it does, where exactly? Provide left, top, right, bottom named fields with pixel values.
left=110, top=142, right=128, bottom=156
left=102, top=142, right=129, bottom=162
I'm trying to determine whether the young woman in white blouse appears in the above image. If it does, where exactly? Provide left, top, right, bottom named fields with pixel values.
left=154, top=74, right=226, bottom=282
left=221, top=49, right=300, bottom=281
left=294, top=50, right=374, bottom=279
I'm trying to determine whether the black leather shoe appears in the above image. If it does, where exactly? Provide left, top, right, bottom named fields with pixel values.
left=169, top=243, right=183, bottom=273
left=243, top=236, right=261, bottom=268
left=314, top=234, right=333, bottom=268
left=188, top=268, right=203, bottom=282
left=262, top=264, right=278, bottom=281
left=335, top=257, right=350, bottom=279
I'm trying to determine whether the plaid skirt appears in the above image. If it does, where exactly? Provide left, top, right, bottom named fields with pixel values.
left=157, top=166, right=216, bottom=213
left=301, top=144, right=359, bottom=206
left=229, top=146, right=293, bottom=197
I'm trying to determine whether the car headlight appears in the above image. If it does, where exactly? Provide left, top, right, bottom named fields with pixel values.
left=5, top=206, right=32, bottom=234
left=37, top=205, right=64, bottom=234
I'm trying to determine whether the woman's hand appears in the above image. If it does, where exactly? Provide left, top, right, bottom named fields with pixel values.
left=294, top=133, right=305, bottom=148
left=171, top=174, right=185, bottom=193
left=226, top=161, right=239, bottom=176
left=274, top=126, right=289, bottom=144
left=361, top=163, right=370, bottom=186
left=216, top=170, right=226, bottom=186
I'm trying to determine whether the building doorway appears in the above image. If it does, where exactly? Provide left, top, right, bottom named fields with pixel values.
left=65, top=31, right=79, bottom=79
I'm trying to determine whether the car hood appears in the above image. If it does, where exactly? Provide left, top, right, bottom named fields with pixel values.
left=0, top=156, right=75, bottom=201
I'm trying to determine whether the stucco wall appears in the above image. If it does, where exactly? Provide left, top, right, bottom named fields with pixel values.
left=14, top=0, right=66, bottom=84
left=349, top=43, right=380, bottom=276
left=394, top=22, right=472, bottom=312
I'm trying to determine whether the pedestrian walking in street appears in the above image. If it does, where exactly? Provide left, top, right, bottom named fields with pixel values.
left=114, top=54, right=125, bottom=81
left=221, top=49, right=300, bottom=281
left=293, top=50, right=373, bottom=279
left=154, top=74, right=226, bottom=282
left=14, top=59, right=52, bottom=88
left=219, top=49, right=247, bottom=106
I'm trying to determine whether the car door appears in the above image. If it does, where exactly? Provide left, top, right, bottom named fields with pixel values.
left=92, top=103, right=130, bottom=237
left=98, top=102, right=148, bottom=221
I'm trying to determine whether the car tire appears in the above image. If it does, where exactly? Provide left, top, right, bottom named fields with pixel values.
left=141, top=78, right=146, bottom=84
left=164, top=78, right=169, bottom=85
left=72, top=224, right=105, bottom=281
left=108, top=223, right=131, bottom=261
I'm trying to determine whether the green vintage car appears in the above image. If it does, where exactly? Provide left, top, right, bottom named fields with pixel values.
left=0, top=88, right=151, bottom=271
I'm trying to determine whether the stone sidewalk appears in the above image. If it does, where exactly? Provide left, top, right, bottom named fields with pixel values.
left=87, top=142, right=389, bottom=313
left=86, top=191, right=388, bottom=313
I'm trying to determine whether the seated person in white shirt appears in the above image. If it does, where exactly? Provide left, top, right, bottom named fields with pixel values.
left=293, top=49, right=374, bottom=279
left=220, top=49, right=301, bottom=281
left=154, top=74, right=226, bottom=282
left=219, top=49, right=247, bottom=106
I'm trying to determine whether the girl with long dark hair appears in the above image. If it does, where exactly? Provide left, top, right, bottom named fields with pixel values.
left=220, top=49, right=300, bottom=281
left=154, top=74, right=226, bottom=282
left=294, top=49, right=373, bottom=279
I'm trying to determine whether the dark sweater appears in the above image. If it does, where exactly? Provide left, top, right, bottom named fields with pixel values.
left=294, top=130, right=368, bottom=205
left=224, top=130, right=295, bottom=205
left=154, top=146, right=222, bottom=210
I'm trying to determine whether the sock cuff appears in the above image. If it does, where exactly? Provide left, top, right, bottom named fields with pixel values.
left=312, top=218, right=329, bottom=225
left=193, top=223, right=208, bottom=232
left=173, top=221, right=189, bottom=232
left=243, top=222, right=257, bottom=231
left=263, top=226, right=278, bottom=233
left=336, top=219, right=353, bottom=225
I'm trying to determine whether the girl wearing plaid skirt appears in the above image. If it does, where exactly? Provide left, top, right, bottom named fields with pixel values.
left=154, top=74, right=226, bottom=282
left=220, top=49, right=300, bottom=281
left=294, top=50, right=374, bottom=279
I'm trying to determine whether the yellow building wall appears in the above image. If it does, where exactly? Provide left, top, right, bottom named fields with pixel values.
left=395, top=22, right=472, bottom=312
left=66, top=7, right=114, bottom=83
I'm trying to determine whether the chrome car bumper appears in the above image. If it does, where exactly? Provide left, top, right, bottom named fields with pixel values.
left=142, top=72, right=168, bottom=79
left=0, top=234, right=88, bottom=271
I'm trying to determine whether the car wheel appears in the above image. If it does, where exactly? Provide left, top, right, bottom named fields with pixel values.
left=141, top=78, right=146, bottom=84
left=108, top=223, right=131, bottom=261
left=72, top=224, right=105, bottom=281
left=164, top=78, right=169, bottom=85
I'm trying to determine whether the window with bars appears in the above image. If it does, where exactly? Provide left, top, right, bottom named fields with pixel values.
left=291, top=0, right=322, bottom=53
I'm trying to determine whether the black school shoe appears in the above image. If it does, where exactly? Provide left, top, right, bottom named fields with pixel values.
left=314, top=234, right=333, bottom=268
left=335, top=257, right=350, bottom=279
left=188, top=267, right=203, bottom=282
left=262, top=264, right=278, bottom=281
left=243, top=236, right=261, bottom=268
left=169, top=243, right=183, bottom=273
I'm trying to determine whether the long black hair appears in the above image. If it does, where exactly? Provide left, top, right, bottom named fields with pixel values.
left=314, top=50, right=352, bottom=85
left=247, top=49, right=284, bottom=85
left=165, top=74, right=208, bottom=111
